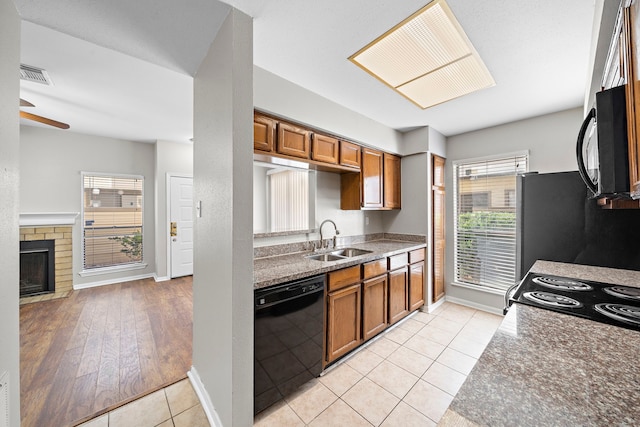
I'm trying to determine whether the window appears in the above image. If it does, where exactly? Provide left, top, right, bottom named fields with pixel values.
left=82, top=173, right=144, bottom=271
left=453, top=153, right=527, bottom=291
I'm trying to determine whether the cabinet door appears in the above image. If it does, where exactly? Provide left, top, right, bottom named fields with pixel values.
left=388, top=267, right=408, bottom=325
left=362, top=275, right=388, bottom=341
left=253, top=114, right=275, bottom=152
left=340, top=140, right=361, bottom=169
left=312, top=133, right=339, bottom=164
left=383, top=153, right=401, bottom=209
left=326, top=283, right=362, bottom=362
left=409, top=262, right=425, bottom=312
left=432, top=155, right=446, bottom=303
left=362, top=148, right=384, bottom=208
left=277, top=122, right=311, bottom=159
left=625, top=3, right=640, bottom=197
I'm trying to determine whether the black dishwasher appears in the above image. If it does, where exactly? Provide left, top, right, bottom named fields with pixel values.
left=254, top=275, right=325, bottom=415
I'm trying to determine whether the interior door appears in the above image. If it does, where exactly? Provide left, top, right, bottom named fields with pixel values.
left=170, top=176, right=194, bottom=278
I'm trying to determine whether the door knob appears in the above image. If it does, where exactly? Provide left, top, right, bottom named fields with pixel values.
left=170, top=222, right=177, bottom=236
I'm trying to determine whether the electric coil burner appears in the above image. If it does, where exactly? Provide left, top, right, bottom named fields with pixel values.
left=507, top=273, right=640, bottom=332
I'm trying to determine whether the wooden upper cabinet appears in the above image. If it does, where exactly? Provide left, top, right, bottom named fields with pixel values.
left=311, top=133, right=339, bottom=164
left=276, top=122, right=311, bottom=159
left=361, top=148, right=384, bottom=208
left=340, top=140, right=361, bottom=169
left=383, top=153, right=401, bottom=209
left=624, top=2, right=640, bottom=198
left=253, top=114, right=275, bottom=152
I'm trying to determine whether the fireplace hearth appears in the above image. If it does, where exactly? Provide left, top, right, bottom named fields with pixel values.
left=20, top=240, right=55, bottom=297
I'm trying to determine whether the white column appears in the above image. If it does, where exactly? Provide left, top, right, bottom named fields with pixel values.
left=0, top=0, right=21, bottom=425
left=192, top=7, right=253, bottom=427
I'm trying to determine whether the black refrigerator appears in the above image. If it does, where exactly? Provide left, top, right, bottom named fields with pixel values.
left=516, top=171, right=640, bottom=280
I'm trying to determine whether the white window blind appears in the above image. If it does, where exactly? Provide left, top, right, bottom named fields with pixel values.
left=269, top=169, right=309, bottom=232
left=453, top=154, right=527, bottom=291
left=82, top=174, right=143, bottom=270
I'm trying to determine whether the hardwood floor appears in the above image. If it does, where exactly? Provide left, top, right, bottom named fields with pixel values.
left=20, top=276, right=193, bottom=427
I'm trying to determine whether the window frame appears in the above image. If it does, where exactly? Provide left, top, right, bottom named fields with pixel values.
left=80, top=171, right=147, bottom=276
left=452, top=151, right=528, bottom=293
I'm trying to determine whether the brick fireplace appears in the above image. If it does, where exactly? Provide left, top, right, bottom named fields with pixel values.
left=19, top=213, right=77, bottom=303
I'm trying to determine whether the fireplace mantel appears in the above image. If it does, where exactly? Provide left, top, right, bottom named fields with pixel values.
left=19, top=212, right=79, bottom=227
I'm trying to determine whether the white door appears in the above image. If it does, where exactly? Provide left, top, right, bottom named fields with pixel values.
left=170, top=176, right=194, bottom=278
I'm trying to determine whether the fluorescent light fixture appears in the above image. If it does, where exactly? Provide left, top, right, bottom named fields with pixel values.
left=349, top=0, right=495, bottom=109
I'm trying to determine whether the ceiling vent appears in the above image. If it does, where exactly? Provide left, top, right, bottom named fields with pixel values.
left=20, top=64, right=53, bottom=86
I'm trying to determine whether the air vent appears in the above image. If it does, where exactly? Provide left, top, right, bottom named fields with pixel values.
left=19, top=64, right=53, bottom=86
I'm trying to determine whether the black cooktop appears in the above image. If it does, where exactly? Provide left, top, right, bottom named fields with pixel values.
left=510, top=272, right=640, bottom=332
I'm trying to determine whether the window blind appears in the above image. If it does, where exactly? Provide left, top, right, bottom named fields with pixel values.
left=82, top=174, right=143, bottom=270
left=453, top=154, right=527, bottom=291
left=269, top=169, right=309, bottom=232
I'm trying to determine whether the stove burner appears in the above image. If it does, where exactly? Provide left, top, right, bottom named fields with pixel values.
left=594, top=303, right=640, bottom=326
left=603, top=286, right=640, bottom=301
left=523, top=291, right=583, bottom=308
left=532, top=276, right=593, bottom=291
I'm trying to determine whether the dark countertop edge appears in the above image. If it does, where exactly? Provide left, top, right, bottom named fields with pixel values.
left=253, top=239, right=427, bottom=289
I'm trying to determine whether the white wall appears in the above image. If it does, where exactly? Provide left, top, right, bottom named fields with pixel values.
left=192, top=8, right=253, bottom=427
left=0, top=1, right=21, bottom=424
left=444, top=107, right=583, bottom=312
left=20, top=126, right=156, bottom=287
left=255, top=66, right=403, bottom=155
left=154, top=139, right=193, bottom=280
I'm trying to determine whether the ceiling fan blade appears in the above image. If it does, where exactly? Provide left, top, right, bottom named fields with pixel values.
left=20, top=111, right=70, bottom=129
left=20, top=98, right=35, bottom=107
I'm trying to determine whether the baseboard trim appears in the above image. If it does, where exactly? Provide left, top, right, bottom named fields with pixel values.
left=445, top=295, right=504, bottom=315
left=154, top=274, right=170, bottom=282
left=73, top=273, right=154, bottom=290
left=188, top=366, right=222, bottom=427
left=425, top=298, right=446, bottom=313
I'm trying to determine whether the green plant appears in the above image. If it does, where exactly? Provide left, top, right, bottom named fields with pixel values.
left=110, top=232, right=142, bottom=261
left=456, top=211, right=516, bottom=283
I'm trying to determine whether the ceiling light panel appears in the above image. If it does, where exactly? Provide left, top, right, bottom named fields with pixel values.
left=349, top=0, right=494, bottom=109
left=398, top=55, right=494, bottom=108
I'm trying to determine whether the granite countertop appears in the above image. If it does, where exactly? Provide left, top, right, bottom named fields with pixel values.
left=254, top=239, right=426, bottom=289
left=440, top=260, right=640, bottom=427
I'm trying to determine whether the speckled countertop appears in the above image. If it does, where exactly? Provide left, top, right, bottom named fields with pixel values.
left=440, top=260, right=640, bottom=427
left=254, top=239, right=426, bottom=289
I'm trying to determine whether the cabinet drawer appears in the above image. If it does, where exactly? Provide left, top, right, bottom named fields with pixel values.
left=388, top=253, right=408, bottom=271
left=409, top=248, right=425, bottom=264
left=327, top=265, right=360, bottom=292
left=363, top=259, right=386, bottom=279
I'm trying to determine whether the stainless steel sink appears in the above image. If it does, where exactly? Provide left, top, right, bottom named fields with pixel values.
left=331, top=248, right=372, bottom=257
left=305, top=253, right=346, bottom=262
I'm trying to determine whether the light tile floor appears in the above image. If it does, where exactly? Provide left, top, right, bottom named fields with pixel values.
left=254, top=302, right=503, bottom=427
left=77, top=378, right=209, bottom=427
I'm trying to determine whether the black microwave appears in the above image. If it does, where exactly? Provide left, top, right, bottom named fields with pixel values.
left=576, top=85, right=629, bottom=197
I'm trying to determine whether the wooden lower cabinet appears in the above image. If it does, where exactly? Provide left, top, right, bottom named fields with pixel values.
left=388, top=267, right=409, bottom=325
left=409, top=262, right=425, bottom=311
left=362, top=275, right=388, bottom=341
left=326, top=283, right=362, bottom=363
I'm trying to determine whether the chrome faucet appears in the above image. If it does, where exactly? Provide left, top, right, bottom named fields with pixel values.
left=319, top=219, right=340, bottom=250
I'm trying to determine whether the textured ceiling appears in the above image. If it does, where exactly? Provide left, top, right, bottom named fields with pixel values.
left=14, top=0, right=597, bottom=142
